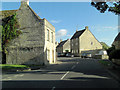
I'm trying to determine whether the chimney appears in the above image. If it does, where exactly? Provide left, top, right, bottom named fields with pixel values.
left=60, top=39, right=62, bottom=42
left=85, top=26, right=88, bottom=30
left=21, top=0, right=29, bottom=5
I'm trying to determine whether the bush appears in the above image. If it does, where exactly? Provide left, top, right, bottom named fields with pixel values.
left=109, top=49, right=120, bottom=60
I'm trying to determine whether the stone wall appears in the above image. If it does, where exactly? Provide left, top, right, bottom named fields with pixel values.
left=70, top=38, right=79, bottom=56
left=6, top=47, right=44, bottom=65
left=6, top=4, right=46, bottom=65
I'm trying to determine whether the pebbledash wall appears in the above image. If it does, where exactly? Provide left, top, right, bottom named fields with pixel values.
left=6, top=1, right=56, bottom=65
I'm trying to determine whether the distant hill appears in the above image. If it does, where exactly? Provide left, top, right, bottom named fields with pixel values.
left=100, top=42, right=110, bottom=50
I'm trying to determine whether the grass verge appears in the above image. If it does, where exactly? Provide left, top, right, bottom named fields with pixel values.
left=0, top=64, right=30, bottom=70
left=98, top=60, right=112, bottom=67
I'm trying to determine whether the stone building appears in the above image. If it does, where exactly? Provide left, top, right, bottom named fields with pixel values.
left=112, top=32, right=120, bottom=50
left=56, top=39, right=70, bottom=54
left=0, top=0, right=56, bottom=65
left=70, top=26, right=102, bottom=56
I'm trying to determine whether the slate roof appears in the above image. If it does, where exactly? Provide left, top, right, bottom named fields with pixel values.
left=115, top=32, right=120, bottom=41
left=71, top=29, right=85, bottom=39
left=56, top=40, right=68, bottom=48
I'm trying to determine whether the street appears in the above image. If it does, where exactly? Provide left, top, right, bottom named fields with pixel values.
left=1, top=57, right=120, bottom=89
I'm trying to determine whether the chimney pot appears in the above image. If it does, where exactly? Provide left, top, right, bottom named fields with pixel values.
left=21, top=0, right=29, bottom=5
left=85, top=26, right=88, bottom=30
left=60, top=39, right=62, bottom=42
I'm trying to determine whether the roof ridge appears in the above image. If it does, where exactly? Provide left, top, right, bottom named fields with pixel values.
left=27, top=5, right=41, bottom=20
left=115, top=32, right=120, bottom=41
left=57, top=39, right=68, bottom=47
left=71, top=29, right=85, bottom=39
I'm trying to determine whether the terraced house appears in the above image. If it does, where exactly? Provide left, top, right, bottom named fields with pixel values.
left=0, top=0, right=56, bottom=65
left=56, top=39, right=70, bottom=54
left=70, top=26, right=102, bottom=57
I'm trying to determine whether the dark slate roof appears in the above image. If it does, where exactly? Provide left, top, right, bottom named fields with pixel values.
left=115, top=32, right=120, bottom=41
left=71, top=29, right=85, bottom=39
left=56, top=40, right=68, bottom=48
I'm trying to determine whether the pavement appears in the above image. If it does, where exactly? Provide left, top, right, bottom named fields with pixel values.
left=1, top=57, right=120, bottom=89
left=101, top=60, right=120, bottom=83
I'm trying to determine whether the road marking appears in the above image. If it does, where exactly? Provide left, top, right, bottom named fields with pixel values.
left=71, top=65, right=76, bottom=69
left=77, top=62, right=79, bottom=64
left=61, top=71, right=69, bottom=80
left=2, top=78, right=12, bottom=80
left=14, top=74, right=24, bottom=77
left=51, top=86, right=56, bottom=90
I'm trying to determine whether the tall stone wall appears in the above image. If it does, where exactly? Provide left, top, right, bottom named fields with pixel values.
left=6, top=47, right=44, bottom=65
left=6, top=4, right=46, bottom=65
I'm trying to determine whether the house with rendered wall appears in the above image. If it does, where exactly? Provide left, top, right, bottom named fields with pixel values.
left=56, top=39, right=70, bottom=54
left=70, top=26, right=102, bottom=57
left=0, top=0, right=56, bottom=65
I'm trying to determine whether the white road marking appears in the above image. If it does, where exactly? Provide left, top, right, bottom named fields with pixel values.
left=51, top=86, right=56, bottom=90
left=2, top=78, right=12, bottom=80
left=2, top=74, right=24, bottom=80
left=14, top=74, right=24, bottom=77
left=61, top=71, right=69, bottom=80
left=71, top=65, right=76, bottom=69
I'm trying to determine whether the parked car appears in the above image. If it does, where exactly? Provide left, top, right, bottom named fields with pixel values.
left=57, top=53, right=61, bottom=57
left=66, top=53, right=74, bottom=57
left=81, top=53, right=92, bottom=58
left=57, top=53, right=66, bottom=57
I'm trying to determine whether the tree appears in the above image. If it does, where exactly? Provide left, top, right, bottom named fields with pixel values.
left=91, top=2, right=120, bottom=15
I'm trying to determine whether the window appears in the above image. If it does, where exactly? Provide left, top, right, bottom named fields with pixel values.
left=72, top=39, right=73, bottom=42
left=76, top=50, right=78, bottom=53
left=91, top=42, right=93, bottom=45
left=47, top=29, right=49, bottom=41
left=47, top=49, right=50, bottom=60
left=51, top=32, right=53, bottom=43
left=76, top=43, right=78, bottom=45
left=71, top=50, right=73, bottom=53
left=72, top=44, right=73, bottom=46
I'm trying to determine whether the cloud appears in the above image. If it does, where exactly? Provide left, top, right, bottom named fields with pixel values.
left=103, top=26, right=120, bottom=30
left=56, top=29, right=67, bottom=38
left=91, top=25, right=120, bottom=32
left=50, top=20, right=61, bottom=24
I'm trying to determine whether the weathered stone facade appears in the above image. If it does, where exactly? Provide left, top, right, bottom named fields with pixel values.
left=71, top=26, right=102, bottom=56
left=2, top=0, right=56, bottom=65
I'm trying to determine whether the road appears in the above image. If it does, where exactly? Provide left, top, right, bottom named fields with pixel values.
left=1, top=57, right=120, bottom=89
